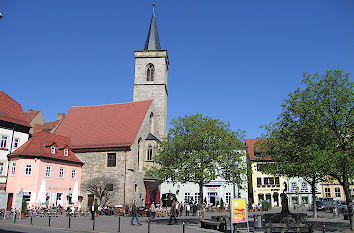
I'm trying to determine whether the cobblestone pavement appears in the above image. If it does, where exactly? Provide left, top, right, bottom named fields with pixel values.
left=0, top=208, right=352, bottom=233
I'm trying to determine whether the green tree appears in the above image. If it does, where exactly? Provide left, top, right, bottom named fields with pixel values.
left=259, top=70, right=353, bottom=228
left=146, top=114, right=246, bottom=204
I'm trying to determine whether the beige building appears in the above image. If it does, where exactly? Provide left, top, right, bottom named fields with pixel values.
left=246, top=139, right=286, bottom=207
left=55, top=11, right=167, bottom=209
left=321, top=179, right=354, bottom=201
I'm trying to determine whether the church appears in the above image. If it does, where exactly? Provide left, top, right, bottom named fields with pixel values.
left=55, top=10, right=168, bottom=208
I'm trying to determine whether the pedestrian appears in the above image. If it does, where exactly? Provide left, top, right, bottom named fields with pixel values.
left=185, top=203, right=190, bottom=216
left=149, top=202, right=156, bottom=219
left=130, top=200, right=142, bottom=226
left=176, top=201, right=179, bottom=217
left=193, top=202, right=197, bottom=216
left=169, top=201, right=177, bottom=224
left=90, top=204, right=95, bottom=220
left=180, top=202, right=184, bottom=216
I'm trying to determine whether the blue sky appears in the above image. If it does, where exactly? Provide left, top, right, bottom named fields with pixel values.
left=1, top=0, right=353, bottom=139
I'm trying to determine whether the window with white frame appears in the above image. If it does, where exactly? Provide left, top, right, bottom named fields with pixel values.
left=45, top=166, right=52, bottom=177
left=301, top=182, right=308, bottom=192
left=71, top=169, right=76, bottom=179
left=325, top=187, right=331, bottom=197
left=335, top=187, right=341, bottom=198
left=64, top=149, right=68, bottom=156
left=194, top=193, right=201, bottom=203
left=51, top=146, right=55, bottom=154
left=10, top=162, right=16, bottom=175
left=184, top=192, right=190, bottom=202
left=291, top=182, right=298, bottom=192
left=24, top=164, right=32, bottom=176
left=0, top=162, right=3, bottom=175
left=147, top=145, right=153, bottom=161
left=59, top=167, right=64, bottom=178
left=1, top=136, right=8, bottom=148
left=226, top=192, right=231, bottom=205
left=13, top=138, right=20, bottom=150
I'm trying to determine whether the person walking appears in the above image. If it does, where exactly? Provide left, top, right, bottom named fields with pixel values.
left=169, top=201, right=177, bottom=224
left=185, top=202, right=190, bottom=216
left=149, top=202, right=156, bottom=219
left=90, top=204, right=95, bottom=220
left=130, top=200, right=142, bottom=226
left=192, top=202, right=197, bottom=216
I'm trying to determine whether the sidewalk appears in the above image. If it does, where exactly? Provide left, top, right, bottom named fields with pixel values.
left=0, top=209, right=352, bottom=233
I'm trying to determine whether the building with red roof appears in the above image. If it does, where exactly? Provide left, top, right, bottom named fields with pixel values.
left=24, top=109, right=45, bottom=135
left=53, top=10, right=169, bottom=209
left=6, top=131, right=83, bottom=209
left=0, top=91, right=31, bottom=192
left=245, top=138, right=286, bottom=208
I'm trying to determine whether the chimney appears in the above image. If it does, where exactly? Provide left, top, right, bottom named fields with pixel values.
left=57, top=113, right=65, bottom=121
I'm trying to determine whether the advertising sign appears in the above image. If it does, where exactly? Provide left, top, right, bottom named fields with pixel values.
left=231, top=198, right=248, bottom=223
left=15, top=189, right=23, bottom=212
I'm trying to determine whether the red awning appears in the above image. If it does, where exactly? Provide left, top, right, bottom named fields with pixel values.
left=145, top=187, right=151, bottom=207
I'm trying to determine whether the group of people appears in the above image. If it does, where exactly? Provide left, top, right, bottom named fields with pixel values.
left=89, top=200, right=205, bottom=226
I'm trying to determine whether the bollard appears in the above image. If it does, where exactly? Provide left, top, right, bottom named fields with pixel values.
left=118, top=216, right=120, bottom=232
left=270, top=220, right=272, bottom=233
left=30, top=214, right=33, bottom=224
left=148, top=219, right=150, bottom=233
left=183, top=221, right=185, bottom=233
left=49, top=214, right=51, bottom=227
left=13, top=212, right=16, bottom=224
left=69, top=215, right=71, bottom=228
left=93, top=215, right=95, bottom=231
left=322, top=222, right=325, bottom=233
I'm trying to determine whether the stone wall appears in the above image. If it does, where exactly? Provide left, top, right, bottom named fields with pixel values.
left=133, top=50, right=168, bottom=139
left=77, top=104, right=161, bottom=209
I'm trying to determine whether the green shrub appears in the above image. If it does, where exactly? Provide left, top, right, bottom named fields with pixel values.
left=21, top=199, right=27, bottom=214
left=262, top=200, right=271, bottom=211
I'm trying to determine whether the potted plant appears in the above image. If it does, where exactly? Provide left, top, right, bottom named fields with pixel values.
left=21, top=199, right=27, bottom=218
left=262, top=200, right=271, bottom=211
left=220, top=198, right=224, bottom=212
left=248, top=202, right=253, bottom=212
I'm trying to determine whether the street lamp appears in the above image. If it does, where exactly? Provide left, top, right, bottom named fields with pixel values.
left=230, top=161, right=238, bottom=198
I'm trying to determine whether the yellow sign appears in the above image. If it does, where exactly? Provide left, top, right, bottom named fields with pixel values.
left=231, top=198, right=248, bottom=223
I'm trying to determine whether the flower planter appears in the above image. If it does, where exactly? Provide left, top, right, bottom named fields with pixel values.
left=21, top=213, right=25, bottom=218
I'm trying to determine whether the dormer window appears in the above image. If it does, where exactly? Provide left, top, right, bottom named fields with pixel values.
left=146, top=63, right=155, bottom=81
left=64, top=149, right=68, bottom=156
left=51, top=146, right=55, bottom=154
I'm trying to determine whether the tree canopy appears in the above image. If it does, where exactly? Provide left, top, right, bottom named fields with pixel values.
left=146, top=114, right=246, bottom=203
left=258, top=69, right=353, bottom=226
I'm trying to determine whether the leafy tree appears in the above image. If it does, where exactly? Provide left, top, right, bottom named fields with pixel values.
left=82, top=175, right=116, bottom=207
left=258, top=70, right=353, bottom=228
left=146, top=114, right=246, bottom=204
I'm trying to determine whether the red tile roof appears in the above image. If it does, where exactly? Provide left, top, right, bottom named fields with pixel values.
left=25, top=110, right=40, bottom=123
left=55, top=100, right=152, bottom=149
left=245, top=138, right=272, bottom=161
left=34, top=120, right=61, bottom=133
left=9, top=131, right=83, bottom=165
left=0, top=91, right=31, bottom=127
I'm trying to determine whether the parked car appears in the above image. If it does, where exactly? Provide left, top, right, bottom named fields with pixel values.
left=324, top=200, right=348, bottom=213
left=309, top=201, right=325, bottom=211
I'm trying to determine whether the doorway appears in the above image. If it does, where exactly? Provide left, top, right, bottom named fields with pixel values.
left=55, top=193, right=64, bottom=207
left=208, top=192, right=217, bottom=206
left=87, top=194, right=94, bottom=208
left=7, top=193, right=13, bottom=210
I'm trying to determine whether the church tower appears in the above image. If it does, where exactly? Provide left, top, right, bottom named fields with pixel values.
left=133, top=8, right=169, bottom=138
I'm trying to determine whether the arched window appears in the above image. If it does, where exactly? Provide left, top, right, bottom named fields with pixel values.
left=147, top=145, right=153, bottom=161
left=149, top=113, right=154, bottom=134
left=137, top=138, right=141, bottom=170
left=146, top=63, right=155, bottom=81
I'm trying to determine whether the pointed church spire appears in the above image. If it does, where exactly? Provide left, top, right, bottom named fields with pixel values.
left=144, top=3, right=161, bottom=50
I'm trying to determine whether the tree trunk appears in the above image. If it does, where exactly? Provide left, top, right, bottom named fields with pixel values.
left=199, top=183, right=204, bottom=204
left=342, top=178, right=354, bottom=230
left=311, top=176, right=318, bottom=219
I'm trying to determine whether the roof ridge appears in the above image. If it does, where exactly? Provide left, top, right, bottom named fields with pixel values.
left=71, top=99, right=153, bottom=108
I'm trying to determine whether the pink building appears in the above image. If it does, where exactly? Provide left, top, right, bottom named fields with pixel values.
left=6, top=132, right=83, bottom=209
